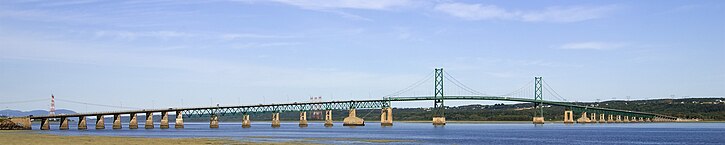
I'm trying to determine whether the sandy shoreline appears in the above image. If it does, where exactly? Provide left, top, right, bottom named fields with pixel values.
left=0, top=131, right=315, bottom=145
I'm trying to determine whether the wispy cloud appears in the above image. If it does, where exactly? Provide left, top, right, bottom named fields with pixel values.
left=558, top=42, right=627, bottom=50
left=37, top=0, right=100, bottom=7
left=0, top=33, right=416, bottom=91
left=221, top=33, right=297, bottom=40
left=94, top=30, right=194, bottom=40
left=434, top=2, right=618, bottom=22
left=228, top=42, right=301, bottom=49
left=239, top=0, right=414, bottom=21
left=265, top=0, right=413, bottom=10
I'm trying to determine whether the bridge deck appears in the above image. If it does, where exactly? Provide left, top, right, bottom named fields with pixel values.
left=29, top=96, right=677, bottom=120
left=387, top=96, right=677, bottom=119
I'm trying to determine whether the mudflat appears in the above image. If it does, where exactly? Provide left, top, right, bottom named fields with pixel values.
left=0, top=131, right=314, bottom=145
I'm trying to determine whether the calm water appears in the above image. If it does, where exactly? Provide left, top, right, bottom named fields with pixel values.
left=33, top=122, right=725, bottom=144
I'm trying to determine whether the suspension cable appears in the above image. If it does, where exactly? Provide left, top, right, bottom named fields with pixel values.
left=55, top=98, right=142, bottom=109
left=543, top=86, right=567, bottom=101
left=361, top=108, right=376, bottom=119
left=443, top=72, right=485, bottom=95
left=447, top=77, right=484, bottom=95
left=500, top=79, right=534, bottom=96
left=0, top=98, right=47, bottom=104
left=384, top=71, right=434, bottom=97
left=543, top=80, right=567, bottom=101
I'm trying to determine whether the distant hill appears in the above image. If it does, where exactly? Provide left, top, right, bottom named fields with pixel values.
left=390, top=97, right=725, bottom=121
left=2, top=98, right=723, bottom=121
left=185, top=97, right=725, bottom=122
left=0, top=109, right=76, bottom=117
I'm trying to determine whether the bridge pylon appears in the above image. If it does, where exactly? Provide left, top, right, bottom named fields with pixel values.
left=532, top=77, right=545, bottom=124
left=432, top=68, right=446, bottom=126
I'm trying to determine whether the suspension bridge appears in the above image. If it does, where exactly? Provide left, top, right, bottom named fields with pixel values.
left=5, top=68, right=681, bottom=130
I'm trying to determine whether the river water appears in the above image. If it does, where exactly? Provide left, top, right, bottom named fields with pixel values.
left=33, top=122, right=725, bottom=144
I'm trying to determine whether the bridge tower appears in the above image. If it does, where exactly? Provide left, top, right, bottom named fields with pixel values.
left=432, top=68, right=446, bottom=126
left=50, top=94, right=55, bottom=116
left=532, top=77, right=545, bottom=124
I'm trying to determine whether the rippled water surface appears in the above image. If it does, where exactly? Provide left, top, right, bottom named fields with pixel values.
left=34, top=122, right=725, bottom=144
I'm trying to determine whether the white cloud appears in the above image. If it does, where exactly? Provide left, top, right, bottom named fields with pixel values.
left=94, top=30, right=193, bottom=40
left=221, top=33, right=297, bottom=40
left=0, top=33, right=420, bottom=92
left=434, top=2, right=618, bottom=22
left=434, top=3, right=515, bottom=20
left=38, top=0, right=100, bottom=7
left=228, top=42, right=300, bottom=49
left=521, top=6, right=618, bottom=22
left=559, top=42, right=627, bottom=50
left=267, top=0, right=413, bottom=10
left=237, top=0, right=415, bottom=21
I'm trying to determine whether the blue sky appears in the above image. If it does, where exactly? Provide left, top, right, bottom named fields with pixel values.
left=1, top=0, right=723, bottom=112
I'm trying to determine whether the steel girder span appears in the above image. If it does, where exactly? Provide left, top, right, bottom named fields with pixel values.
left=181, top=100, right=391, bottom=118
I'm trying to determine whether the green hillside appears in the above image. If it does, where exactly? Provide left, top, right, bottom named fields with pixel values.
left=181, top=98, right=725, bottom=122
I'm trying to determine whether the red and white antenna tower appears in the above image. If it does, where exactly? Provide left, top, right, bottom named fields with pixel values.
left=50, top=94, right=55, bottom=115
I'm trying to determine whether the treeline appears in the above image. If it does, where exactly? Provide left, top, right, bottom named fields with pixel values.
left=180, top=98, right=725, bottom=122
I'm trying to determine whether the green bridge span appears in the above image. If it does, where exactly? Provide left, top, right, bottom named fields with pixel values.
left=18, top=68, right=682, bottom=130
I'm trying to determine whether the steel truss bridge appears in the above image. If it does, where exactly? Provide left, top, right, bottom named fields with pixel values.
left=21, top=68, right=680, bottom=130
left=28, top=95, right=677, bottom=120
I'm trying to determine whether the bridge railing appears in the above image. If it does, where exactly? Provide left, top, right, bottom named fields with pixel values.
left=30, top=99, right=392, bottom=119
left=30, top=96, right=676, bottom=120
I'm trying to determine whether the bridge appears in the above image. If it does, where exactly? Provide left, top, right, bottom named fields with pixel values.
left=10, top=68, right=681, bottom=130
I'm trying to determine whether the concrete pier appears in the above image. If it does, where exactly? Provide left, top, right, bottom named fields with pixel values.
left=129, top=113, right=139, bottom=129
left=113, top=114, right=122, bottom=129
left=577, top=112, right=591, bottom=123
left=210, top=115, right=219, bottom=128
left=8, top=117, right=32, bottom=130
left=563, top=110, right=574, bottom=124
left=78, top=116, right=87, bottom=130
left=600, top=114, right=606, bottom=123
left=624, top=116, right=630, bottom=123
left=532, top=117, right=544, bottom=124
left=343, top=109, right=365, bottom=126
left=645, top=118, right=651, bottom=122
left=59, top=117, right=69, bottom=130
left=299, top=112, right=308, bottom=127
left=615, top=115, right=622, bottom=123
left=381, top=108, right=393, bottom=126
left=324, top=110, right=333, bottom=127
left=145, top=112, right=154, bottom=129
left=41, top=118, right=50, bottom=130
left=175, top=111, right=184, bottom=128
left=160, top=112, right=169, bottom=129
left=271, top=112, right=281, bottom=128
left=608, top=115, right=614, bottom=123
left=96, top=115, right=105, bottom=129
left=590, top=113, right=597, bottom=123
left=242, top=114, right=251, bottom=128
left=432, top=116, right=446, bottom=126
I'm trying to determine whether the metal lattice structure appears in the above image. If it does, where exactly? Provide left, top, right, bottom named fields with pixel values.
left=432, top=68, right=445, bottom=118
left=533, top=77, right=544, bottom=118
left=50, top=94, right=55, bottom=116
left=28, top=69, right=680, bottom=122
left=182, top=100, right=390, bottom=118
